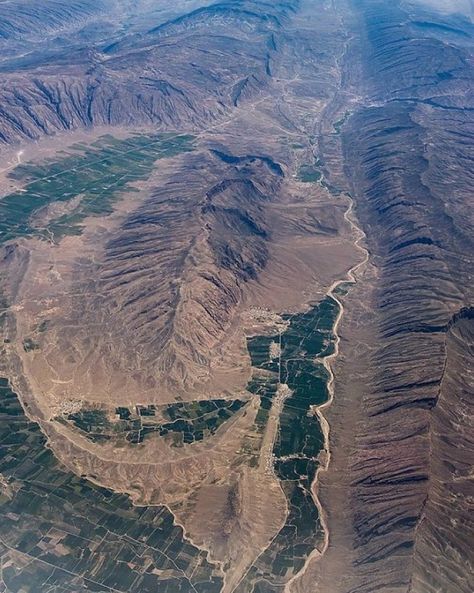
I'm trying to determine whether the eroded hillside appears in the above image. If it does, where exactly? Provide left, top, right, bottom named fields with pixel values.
left=300, top=1, right=474, bottom=592
left=0, top=1, right=472, bottom=592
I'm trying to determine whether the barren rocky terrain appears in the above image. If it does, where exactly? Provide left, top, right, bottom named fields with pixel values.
left=0, top=1, right=472, bottom=592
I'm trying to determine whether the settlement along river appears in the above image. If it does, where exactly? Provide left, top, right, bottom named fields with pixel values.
left=234, top=196, right=368, bottom=593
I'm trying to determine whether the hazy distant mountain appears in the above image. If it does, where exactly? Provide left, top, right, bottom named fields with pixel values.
left=0, top=1, right=472, bottom=593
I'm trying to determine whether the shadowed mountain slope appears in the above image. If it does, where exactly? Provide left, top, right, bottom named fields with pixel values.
left=0, top=1, right=472, bottom=592
left=311, top=1, right=474, bottom=592
left=0, top=0, right=299, bottom=144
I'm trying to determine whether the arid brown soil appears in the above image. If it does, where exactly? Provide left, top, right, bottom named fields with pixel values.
left=0, top=1, right=472, bottom=592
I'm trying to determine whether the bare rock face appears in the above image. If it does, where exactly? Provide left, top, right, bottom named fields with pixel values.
left=0, top=1, right=472, bottom=592
left=411, top=308, right=474, bottom=593
left=311, top=1, right=474, bottom=592
left=0, top=0, right=108, bottom=41
left=0, top=1, right=299, bottom=145
left=49, top=150, right=282, bottom=402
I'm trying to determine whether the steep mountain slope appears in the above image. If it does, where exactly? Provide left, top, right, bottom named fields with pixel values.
left=0, top=1, right=298, bottom=144
left=0, top=2, right=359, bottom=591
left=307, top=1, right=474, bottom=592
left=0, top=1, right=472, bottom=592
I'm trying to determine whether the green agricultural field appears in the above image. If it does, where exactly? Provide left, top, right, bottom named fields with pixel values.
left=0, top=133, right=195, bottom=243
left=237, top=296, right=342, bottom=591
left=153, top=399, right=248, bottom=445
left=64, top=398, right=247, bottom=446
left=297, top=156, right=324, bottom=183
left=298, top=165, right=322, bottom=183
left=0, top=379, right=223, bottom=593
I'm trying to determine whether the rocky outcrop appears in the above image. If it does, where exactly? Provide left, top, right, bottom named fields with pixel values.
left=314, top=1, right=474, bottom=592
left=0, top=1, right=472, bottom=591
left=0, top=0, right=107, bottom=41
left=92, top=150, right=282, bottom=395
left=0, top=0, right=300, bottom=146
left=410, top=307, right=474, bottom=593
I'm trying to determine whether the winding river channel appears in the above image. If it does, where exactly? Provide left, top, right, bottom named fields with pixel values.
left=234, top=196, right=368, bottom=592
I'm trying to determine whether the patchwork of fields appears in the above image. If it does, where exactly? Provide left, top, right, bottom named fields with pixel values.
left=236, top=296, right=341, bottom=590
left=0, top=133, right=194, bottom=243
left=0, top=379, right=223, bottom=593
